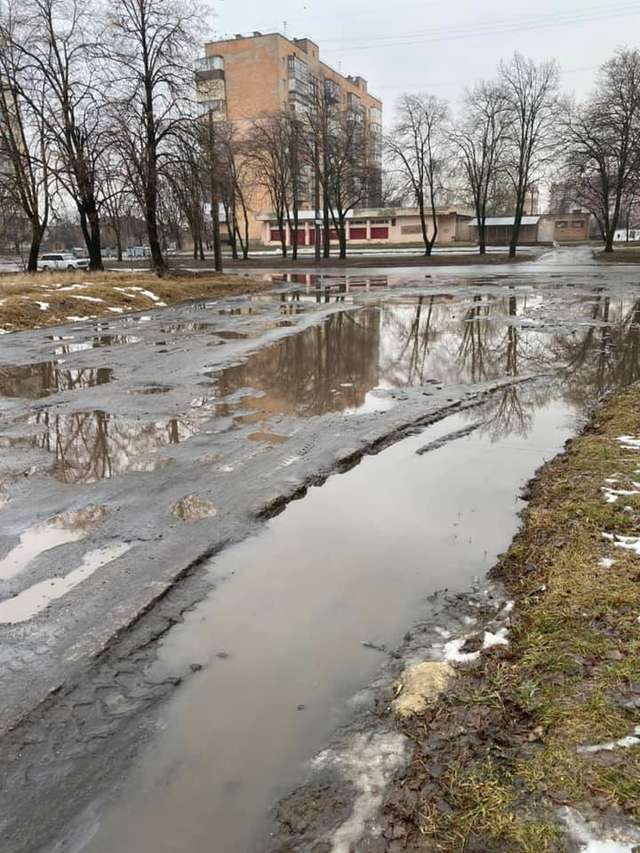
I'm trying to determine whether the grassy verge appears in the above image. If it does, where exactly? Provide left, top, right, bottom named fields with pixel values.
left=595, top=247, right=640, bottom=263
left=0, top=270, right=269, bottom=332
left=385, top=387, right=640, bottom=851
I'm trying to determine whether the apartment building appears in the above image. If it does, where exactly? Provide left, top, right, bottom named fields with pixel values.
left=195, top=32, right=383, bottom=240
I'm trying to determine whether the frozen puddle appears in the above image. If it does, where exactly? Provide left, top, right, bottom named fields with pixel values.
left=76, top=395, right=575, bottom=853
left=0, top=543, right=130, bottom=624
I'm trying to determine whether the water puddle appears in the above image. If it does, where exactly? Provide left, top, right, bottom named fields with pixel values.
left=78, top=393, right=575, bottom=853
left=0, top=363, right=113, bottom=398
left=53, top=336, right=140, bottom=355
left=28, top=411, right=192, bottom=483
left=0, top=542, right=131, bottom=624
left=0, top=506, right=108, bottom=581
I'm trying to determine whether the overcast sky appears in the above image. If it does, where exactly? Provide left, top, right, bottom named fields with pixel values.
left=206, top=0, right=639, bottom=124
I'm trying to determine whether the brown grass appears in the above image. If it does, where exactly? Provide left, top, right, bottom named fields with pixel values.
left=0, top=270, right=270, bottom=332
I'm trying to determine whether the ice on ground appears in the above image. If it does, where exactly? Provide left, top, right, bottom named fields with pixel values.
left=0, top=543, right=131, bottom=624
left=312, top=731, right=407, bottom=853
left=483, top=627, right=509, bottom=648
left=578, top=726, right=640, bottom=754
left=442, top=637, right=481, bottom=663
left=561, top=806, right=640, bottom=852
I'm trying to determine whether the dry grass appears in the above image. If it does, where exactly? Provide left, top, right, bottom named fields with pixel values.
left=385, top=386, right=640, bottom=851
left=0, top=269, right=270, bottom=332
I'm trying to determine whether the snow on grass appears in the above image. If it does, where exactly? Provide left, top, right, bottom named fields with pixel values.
left=603, top=532, right=640, bottom=556
left=599, top=557, right=615, bottom=569
left=618, top=435, right=640, bottom=450
left=483, top=627, right=509, bottom=649
left=442, top=637, right=481, bottom=663
left=33, top=301, right=49, bottom=311
left=69, top=294, right=104, bottom=303
left=577, top=726, right=640, bottom=755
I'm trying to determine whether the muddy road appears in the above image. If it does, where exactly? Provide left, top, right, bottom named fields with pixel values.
left=1, top=248, right=639, bottom=852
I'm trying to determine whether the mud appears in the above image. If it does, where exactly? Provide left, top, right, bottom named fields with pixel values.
left=1, top=248, right=640, bottom=853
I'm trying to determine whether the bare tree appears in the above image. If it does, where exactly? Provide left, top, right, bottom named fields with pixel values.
left=562, top=49, right=640, bottom=253
left=0, top=2, right=51, bottom=271
left=106, top=0, right=199, bottom=274
left=324, top=107, right=372, bottom=258
left=8, top=0, right=106, bottom=269
left=454, top=82, right=507, bottom=255
left=249, top=113, right=292, bottom=258
left=499, top=53, right=560, bottom=257
left=385, top=93, right=449, bottom=256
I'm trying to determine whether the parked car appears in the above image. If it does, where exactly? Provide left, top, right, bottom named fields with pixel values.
left=39, top=252, right=90, bottom=271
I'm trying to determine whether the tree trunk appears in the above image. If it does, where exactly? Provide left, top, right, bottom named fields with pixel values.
left=27, top=222, right=43, bottom=273
left=338, top=217, right=347, bottom=259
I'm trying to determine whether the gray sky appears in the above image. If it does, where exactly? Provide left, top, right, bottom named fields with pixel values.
left=207, top=0, right=639, bottom=124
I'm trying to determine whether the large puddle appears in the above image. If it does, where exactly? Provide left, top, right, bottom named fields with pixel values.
left=77, top=393, right=575, bottom=853
left=4, top=276, right=640, bottom=853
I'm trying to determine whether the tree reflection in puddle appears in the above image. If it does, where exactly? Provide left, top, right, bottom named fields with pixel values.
left=28, top=410, right=193, bottom=483
left=0, top=363, right=113, bottom=399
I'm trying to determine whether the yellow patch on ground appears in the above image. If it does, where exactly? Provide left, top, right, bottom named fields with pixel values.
left=392, top=661, right=455, bottom=717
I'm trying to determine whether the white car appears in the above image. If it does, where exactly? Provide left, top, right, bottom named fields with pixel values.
left=39, top=252, right=90, bottom=271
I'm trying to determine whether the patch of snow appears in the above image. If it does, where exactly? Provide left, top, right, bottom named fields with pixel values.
left=65, top=316, right=85, bottom=321
left=70, top=295, right=104, bottom=303
left=599, top=558, right=615, bottom=569
left=607, top=534, right=640, bottom=556
left=560, top=806, right=640, bottom=852
left=33, top=301, right=49, bottom=311
left=313, top=732, right=407, bottom=853
left=107, top=307, right=124, bottom=313
left=219, top=465, right=234, bottom=473
left=442, top=637, right=481, bottom=663
left=434, top=626, right=452, bottom=639
left=618, top=436, right=640, bottom=450
left=483, top=627, right=509, bottom=649
left=578, top=726, right=640, bottom=755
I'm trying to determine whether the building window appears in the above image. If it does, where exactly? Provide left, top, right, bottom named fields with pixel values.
left=195, top=55, right=224, bottom=72
left=349, top=227, right=367, bottom=240
left=370, top=226, right=389, bottom=239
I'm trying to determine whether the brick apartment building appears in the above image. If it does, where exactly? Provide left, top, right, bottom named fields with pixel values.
left=194, top=32, right=383, bottom=242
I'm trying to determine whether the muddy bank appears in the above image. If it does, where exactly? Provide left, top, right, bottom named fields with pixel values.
left=275, top=385, right=640, bottom=852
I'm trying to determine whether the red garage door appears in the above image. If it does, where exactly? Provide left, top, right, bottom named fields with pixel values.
left=349, top=227, right=367, bottom=240
left=270, top=229, right=284, bottom=242
left=370, top=226, right=389, bottom=239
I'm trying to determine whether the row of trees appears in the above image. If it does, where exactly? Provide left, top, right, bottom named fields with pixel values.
left=1, top=0, right=639, bottom=272
left=386, top=48, right=640, bottom=256
left=0, top=0, right=213, bottom=273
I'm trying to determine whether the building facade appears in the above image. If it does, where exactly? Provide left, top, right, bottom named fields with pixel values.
left=195, top=32, right=383, bottom=241
left=469, top=213, right=591, bottom=245
left=257, top=207, right=473, bottom=247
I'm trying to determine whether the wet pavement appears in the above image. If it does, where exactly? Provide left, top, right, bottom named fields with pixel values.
left=1, top=248, right=640, bottom=852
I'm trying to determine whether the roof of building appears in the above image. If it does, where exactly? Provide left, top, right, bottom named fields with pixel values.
left=470, top=216, right=540, bottom=227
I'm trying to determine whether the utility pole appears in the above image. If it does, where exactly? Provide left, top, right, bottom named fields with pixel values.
left=208, top=108, right=223, bottom=273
